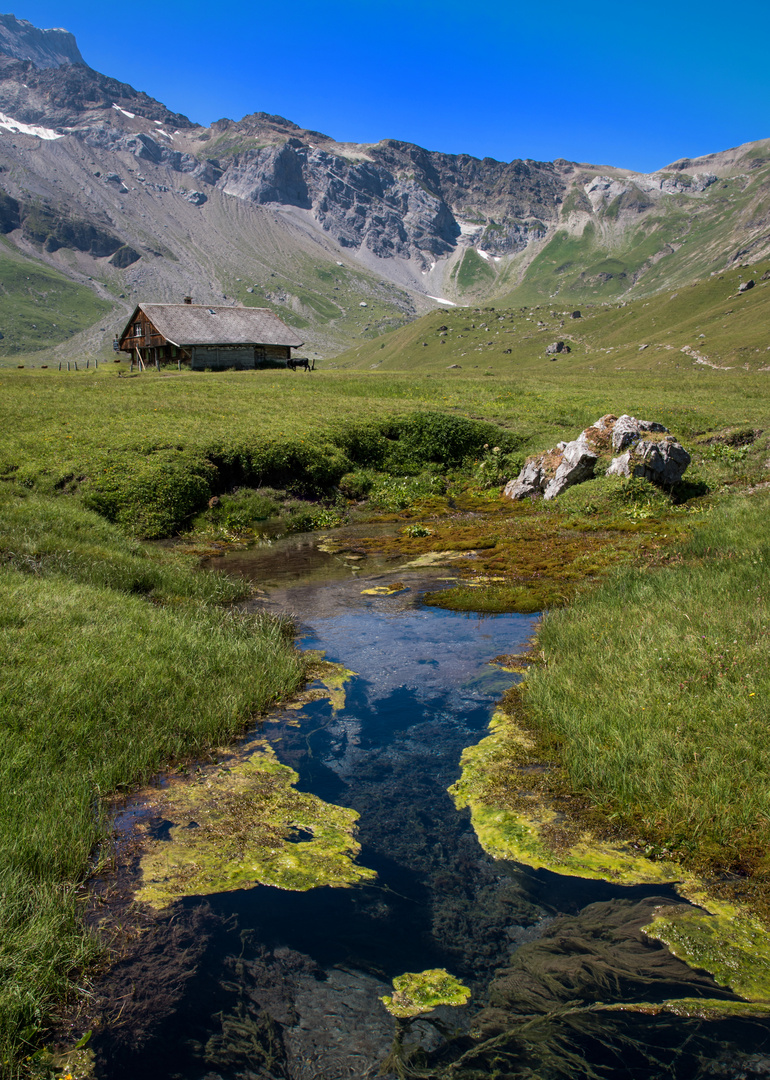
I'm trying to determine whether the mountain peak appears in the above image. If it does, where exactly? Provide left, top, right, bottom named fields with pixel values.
left=0, top=13, right=84, bottom=68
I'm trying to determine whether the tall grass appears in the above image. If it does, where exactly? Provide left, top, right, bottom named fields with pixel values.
left=0, top=494, right=306, bottom=1069
left=525, top=493, right=770, bottom=872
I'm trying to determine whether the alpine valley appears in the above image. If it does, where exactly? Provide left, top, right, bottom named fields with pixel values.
left=0, top=13, right=764, bottom=367
left=0, top=12, right=768, bottom=364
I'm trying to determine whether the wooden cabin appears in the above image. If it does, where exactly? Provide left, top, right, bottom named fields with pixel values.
left=117, top=302, right=305, bottom=370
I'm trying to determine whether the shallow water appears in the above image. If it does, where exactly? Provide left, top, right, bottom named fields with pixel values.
left=94, top=533, right=770, bottom=1079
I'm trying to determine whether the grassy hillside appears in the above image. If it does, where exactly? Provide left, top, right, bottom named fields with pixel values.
left=0, top=241, right=113, bottom=359
left=333, top=258, right=770, bottom=377
left=488, top=153, right=770, bottom=308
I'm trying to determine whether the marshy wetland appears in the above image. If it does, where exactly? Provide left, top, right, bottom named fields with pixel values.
left=2, top=277, right=770, bottom=1077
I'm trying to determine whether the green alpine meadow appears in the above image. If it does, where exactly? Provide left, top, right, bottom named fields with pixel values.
left=2, top=8, right=770, bottom=1074
left=3, top=262, right=770, bottom=1069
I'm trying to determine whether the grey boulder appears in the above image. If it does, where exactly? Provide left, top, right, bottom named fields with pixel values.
left=611, top=414, right=668, bottom=452
left=607, top=436, right=691, bottom=486
left=503, top=412, right=689, bottom=502
left=543, top=437, right=597, bottom=500
left=503, top=457, right=550, bottom=500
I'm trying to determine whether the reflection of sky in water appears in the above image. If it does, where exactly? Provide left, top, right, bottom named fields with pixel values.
left=99, top=574, right=770, bottom=1080
left=299, top=606, right=538, bottom=704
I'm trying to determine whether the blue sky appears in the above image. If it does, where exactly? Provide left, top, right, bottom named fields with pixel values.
left=13, top=0, right=770, bottom=172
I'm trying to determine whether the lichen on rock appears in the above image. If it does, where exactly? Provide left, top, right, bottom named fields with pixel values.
left=135, top=744, right=375, bottom=908
left=380, top=968, right=471, bottom=1018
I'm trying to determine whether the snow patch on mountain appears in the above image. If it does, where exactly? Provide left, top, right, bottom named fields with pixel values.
left=0, top=110, right=63, bottom=140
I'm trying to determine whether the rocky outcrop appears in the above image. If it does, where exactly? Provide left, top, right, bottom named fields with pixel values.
left=543, top=436, right=597, bottom=499
left=545, top=341, right=570, bottom=356
left=503, top=414, right=690, bottom=501
left=109, top=244, right=141, bottom=268
left=0, top=14, right=84, bottom=69
left=220, top=141, right=467, bottom=263
left=0, top=54, right=194, bottom=130
left=606, top=437, right=691, bottom=486
left=212, top=122, right=567, bottom=267
left=20, top=203, right=123, bottom=257
left=502, top=434, right=598, bottom=502
left=503, top=456, right=551, bottom=500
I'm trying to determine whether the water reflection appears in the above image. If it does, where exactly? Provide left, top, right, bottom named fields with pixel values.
left=92, top=555, right=770, bottom=1079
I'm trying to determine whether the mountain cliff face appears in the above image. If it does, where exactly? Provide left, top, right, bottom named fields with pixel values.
left=0, top=13, right=82, bottom=68
left=0, top=14, right=768, bottom=362
left=213, top=124, right=566, bottom=267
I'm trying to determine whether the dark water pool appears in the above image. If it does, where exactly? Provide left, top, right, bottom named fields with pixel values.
left=93, top=543, right=770, bottom=1080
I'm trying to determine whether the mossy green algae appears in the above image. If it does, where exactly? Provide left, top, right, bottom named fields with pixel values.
left=381, top=969, right=471, bottom=1019
left=301, top=656, right=356, bottom=713
left=360, top=583, right=410, bottom=596
left=643, top=896, right=770, bottom=1002
left=449, top=709, right=672, bottom=885
left=136, top=744, right=375, bottom=908
left=451, top=705, right=770, bottom=1005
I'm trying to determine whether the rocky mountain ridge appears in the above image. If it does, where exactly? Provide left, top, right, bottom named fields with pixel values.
left=0, top=13, right=82, bottom=68
left=0, top=14, right=768, bottom=361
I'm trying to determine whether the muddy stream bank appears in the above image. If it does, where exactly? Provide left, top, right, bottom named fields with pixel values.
left=88, top=526, right=770, bottom=1079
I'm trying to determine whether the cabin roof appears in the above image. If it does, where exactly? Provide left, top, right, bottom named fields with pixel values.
left=122, top=304, right=304, bottom=348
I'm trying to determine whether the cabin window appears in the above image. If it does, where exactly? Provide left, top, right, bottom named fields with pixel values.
left=134, top=322, right=142, bottom=336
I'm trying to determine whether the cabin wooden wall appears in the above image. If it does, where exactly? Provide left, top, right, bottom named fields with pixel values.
left=119, top=314, right=165, bottom=352
left=190, top=345, right=290, bottom=370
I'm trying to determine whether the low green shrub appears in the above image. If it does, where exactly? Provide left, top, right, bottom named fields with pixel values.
left=329, top=420, right=390, bottom=468
left=81, top=449, right=217, bottom=539
left=284, top=506, right=347, bottom=532
left=366, top=472, right=447, bottom=511
left=382, top=411, right=521, bottom=474
left=471, top=446, right=525, bottom=488
left=193, top=488, right=281, bottom=534
left=556, top=475, right=673, bottom=517
left=338, top=469, right=378, bottom=500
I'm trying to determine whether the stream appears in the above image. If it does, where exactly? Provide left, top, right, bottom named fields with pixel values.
left=92, top=528, right=770, bottom=1079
